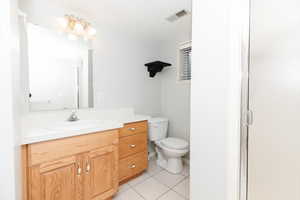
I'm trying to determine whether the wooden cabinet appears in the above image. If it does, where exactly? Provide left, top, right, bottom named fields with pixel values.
left=119, top=121, right=148, bottom=183
left=119, top=151, right=148, bottom=182
left=23, top=130, right=119, bottom=200
left=29, top=155, right=82, bottom=200
left=120, top=121, right=148, bottom=137
left=22, top=121, right=149, bottom=199
left=84, top=145, right=118, bottom=200
left=119, top=133, right=147, bottom=159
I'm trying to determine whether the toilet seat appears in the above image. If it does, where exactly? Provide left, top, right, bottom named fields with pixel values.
left=160, top=137, right=188, bottom=150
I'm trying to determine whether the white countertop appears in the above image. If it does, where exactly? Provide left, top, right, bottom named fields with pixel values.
left=21, top=114, right=150, bottom=145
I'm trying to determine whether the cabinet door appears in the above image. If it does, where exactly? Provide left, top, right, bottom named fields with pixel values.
left=84, top=145, right=118, bottom=200
left=29, top=155, right=83, bottom=200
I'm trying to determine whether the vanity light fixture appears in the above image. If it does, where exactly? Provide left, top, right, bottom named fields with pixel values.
left=57, top=15, right=96, bottom=40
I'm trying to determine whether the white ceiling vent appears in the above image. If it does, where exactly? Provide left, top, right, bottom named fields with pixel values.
left=166, top=10, right=189, bottom=22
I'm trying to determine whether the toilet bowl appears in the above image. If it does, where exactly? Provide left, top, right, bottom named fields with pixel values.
left=155, top=137, right=189, bottom=174
left=148, top=117, right=189, bottom=174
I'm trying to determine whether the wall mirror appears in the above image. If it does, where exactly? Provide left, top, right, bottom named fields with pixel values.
left=19, top=0, right=97, bottom=112
left=26, top=24, right=94, bottom=111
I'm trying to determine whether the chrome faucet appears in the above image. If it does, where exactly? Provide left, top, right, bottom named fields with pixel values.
left=68, top=111, right=79, bottom=122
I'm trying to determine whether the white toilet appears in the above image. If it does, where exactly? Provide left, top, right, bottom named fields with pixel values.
left=148, top=117, right=189, bottom=174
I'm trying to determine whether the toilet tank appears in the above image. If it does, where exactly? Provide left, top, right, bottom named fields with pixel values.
left=148, top=117, right=169, bottom=141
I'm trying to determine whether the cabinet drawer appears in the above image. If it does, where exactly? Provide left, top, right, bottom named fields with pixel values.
left=119, top=151, right=148, bottom=182
left=28, top=130, right=119, bottom=166
left=120, top=121, right=148, bottom=137
left=119, top=133, right=147, bottom=159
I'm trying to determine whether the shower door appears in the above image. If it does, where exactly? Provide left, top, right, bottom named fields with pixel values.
left=247, top=0, right=300, bottom=199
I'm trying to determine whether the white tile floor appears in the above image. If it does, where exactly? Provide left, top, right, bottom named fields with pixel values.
left=113, top=159, right=190, bottom=200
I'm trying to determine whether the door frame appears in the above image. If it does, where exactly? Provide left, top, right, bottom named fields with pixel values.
left=239, top=0, right=251, bottom=199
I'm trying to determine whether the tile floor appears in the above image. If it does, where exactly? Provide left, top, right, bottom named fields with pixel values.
left=113, top=158, right=190, bottom=200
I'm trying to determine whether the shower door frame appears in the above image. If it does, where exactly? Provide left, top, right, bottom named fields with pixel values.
left=239, top=0, right=251, bottom=199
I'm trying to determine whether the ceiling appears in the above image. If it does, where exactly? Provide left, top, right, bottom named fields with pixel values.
left=24, top=0, right=192, bottom=42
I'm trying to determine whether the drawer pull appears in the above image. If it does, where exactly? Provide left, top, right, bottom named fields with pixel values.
left=130, top=144, right=136, bottom=148
left=77, top=166, right=82, bottom=175
left=86, top=164, right=91, bottom=173
left=129, top=127, right=136, bottom=131
left=130, top=164, right=136, bottom=169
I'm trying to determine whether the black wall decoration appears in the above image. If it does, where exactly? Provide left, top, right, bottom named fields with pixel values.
left=145, top=61, right=172, bottom=78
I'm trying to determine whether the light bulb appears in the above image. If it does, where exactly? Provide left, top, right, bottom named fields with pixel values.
left=57, top=17, right=68, bottom=28
left=87, top=27, right=96, bottom=36
left=74, top=22, right=84, bottom=34
left=68, top=34, right=78, bottom=41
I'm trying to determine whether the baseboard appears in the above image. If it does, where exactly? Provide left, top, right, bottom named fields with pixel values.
left=183, top=158, right=190, bottom=166
left=148, top=151, right=156, bottom=160
left=149, top=151, right=189, bottom=165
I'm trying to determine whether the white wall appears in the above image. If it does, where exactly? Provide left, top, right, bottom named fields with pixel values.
left=160, top=41, right=191, bottom=141
left=0, top=0, right=22, bottom=199
left=190, top=0, right=244, bottom=199
left=92, top=31, right=162, bottom=116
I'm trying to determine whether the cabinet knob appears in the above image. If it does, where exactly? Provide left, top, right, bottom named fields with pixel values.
left=129, top=127, right=136, bottom=131
left=86, top=163, right=91, bottom=173
left=130, top=164, right=136, bottom=169
left=77, top=167, right=82, bottom=175
left=129, top=144, right=136, bottom=148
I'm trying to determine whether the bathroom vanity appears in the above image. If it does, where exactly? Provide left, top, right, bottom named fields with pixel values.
left=22, top=118, right=149, bottom=200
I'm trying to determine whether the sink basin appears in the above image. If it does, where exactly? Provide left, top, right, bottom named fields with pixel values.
left=47, top=120, right=112, bottom=131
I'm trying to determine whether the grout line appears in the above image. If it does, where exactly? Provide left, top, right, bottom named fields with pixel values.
left=150, top=160, right=189, bottom=186
left=127, top=172, right=152, bottom=188
left=129, top=163, right=170, bottom=200
left=131, top=186, right=147, bottom=200
left=171, top=176, right=188, bottom=189
left=148, top=169, right=164, bottom=178
left=155, top=188, right=173, bottom=200
left=118, top=160, right=189, bottom=200
left=121, top=182, right=146, bottom=200
left=170, top=177, right=190, bottom=200
left=152, top=176, right=185, bottom=190
left=171, top=188, right=189, bottom=200
left=151, top=169, right=187, bottom=190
